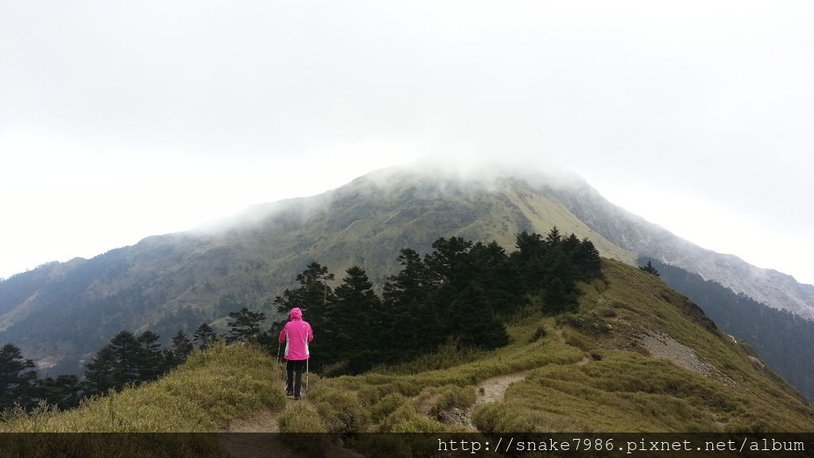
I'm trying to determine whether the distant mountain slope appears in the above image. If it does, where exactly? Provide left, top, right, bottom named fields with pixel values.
left=0, top=167, right=634, bottom=374
left=645, top=257, right=814, bottom=403
left=545, top=181, right=814, bottom=319
left=1, top=164, right=812, bottom=383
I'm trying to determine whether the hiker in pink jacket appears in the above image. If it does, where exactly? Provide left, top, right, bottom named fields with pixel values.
left=278, top=307, right=313, bottom=400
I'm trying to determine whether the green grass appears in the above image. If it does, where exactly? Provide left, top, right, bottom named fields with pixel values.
left=2, top=343, right=285, bottom=432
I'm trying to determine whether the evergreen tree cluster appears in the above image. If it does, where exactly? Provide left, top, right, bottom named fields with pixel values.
left=1, top=343, right=84, bottom=411
left=639, top=260, right=660, bottom=276
left=275, top=228, right=602, bottom=374
left=1, top=308, right=269, bottom=413
left=2, top=228, right=601, bottom=413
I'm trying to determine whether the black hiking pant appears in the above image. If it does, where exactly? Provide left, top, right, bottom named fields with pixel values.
left=285, top=359, right=307, bottom=398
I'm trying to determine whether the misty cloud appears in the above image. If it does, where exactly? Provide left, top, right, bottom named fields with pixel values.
left=1, top=0, right=812, bottom=283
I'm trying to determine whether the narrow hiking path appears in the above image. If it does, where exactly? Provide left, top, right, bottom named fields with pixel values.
left=474, top=371, right=530, bottom=405
left=416, top=371, right=532, bottom=429
left=471, top=325, right=590, bottom=407
left=222, top=363, right=289, bottom=433
left=225, top=406, right=282, bottom=432
left=448, top=330, right=589, bottom=426
left=220, top=396, right=365, bottom=458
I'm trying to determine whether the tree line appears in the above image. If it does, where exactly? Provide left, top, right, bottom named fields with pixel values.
left=2, top=228, right=602, bottom=412
left=1, top=308, right=269, bottom=412
left=273, top=228, right=602, bottom=374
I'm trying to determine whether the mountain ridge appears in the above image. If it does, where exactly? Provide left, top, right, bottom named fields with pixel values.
left=544, top=180, right=814, bottom=319
left=5, top=258, right=813, bottom=436
left=1, top=165, right=811, bottom=378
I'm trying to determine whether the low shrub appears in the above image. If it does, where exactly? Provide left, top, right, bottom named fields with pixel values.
left=309, top=386, right=371, bottom=432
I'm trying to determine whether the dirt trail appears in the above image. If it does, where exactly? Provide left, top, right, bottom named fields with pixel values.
left=225, top=407, right=281, bottom=433
left=419, top=370, right=531, bottom=429
left=447, top=326, right=593, bottom=424
left=218, top=432, right=300, bottom=458
left=474, top=371, right=531, bottom=405
left=219, top=397, right=309, bottom=457
left=222, top=364, right=298, bottom=433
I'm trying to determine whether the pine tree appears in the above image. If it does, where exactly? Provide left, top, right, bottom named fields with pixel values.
left=383, top=248, right=441, bottom=361
left=324, top=266, right=383, bottom=372
left=512, top=231, right=550, bottom=294
left=169, top=330, right=194, bottom=366
left=193, top=323, right=218, bottom=349
left=562, top=233, right=581, bottom=255
left=84, top=331, right=144, bottom=395
left=545, top=226, right=562, bottom=247
left=447, top=283, right=509, bottom=349
left=0, top=343, right=37, bottom=410
left=274, top=262, right=334, bottom=331
left=467, top=241, right=524, bottom=315
left=639, top=260, right=660, bottom=277
left=424, top=237, right=473, bottom=284
left=35, top=374, right=83, bottom=410
left=84, top=345, right=118, bottom=396
left=227, top=307, right=267, bottom=342
left=107, top=331, right=142, bottom=387
left=542, top=277, right=578, bottom=314
left=574, top=238, right=602, bottom=280
left=383, top=249, right=433, bottom=306
left=136, top=331, right=166, bottom=382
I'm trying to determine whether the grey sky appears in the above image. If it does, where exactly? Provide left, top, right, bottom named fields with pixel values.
left=1, top=1, right=813, bottom=284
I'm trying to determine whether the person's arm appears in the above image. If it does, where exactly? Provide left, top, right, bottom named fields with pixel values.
left=307, top=323, right=314, bottom=342
left=278, top=324, right=287, bottom=344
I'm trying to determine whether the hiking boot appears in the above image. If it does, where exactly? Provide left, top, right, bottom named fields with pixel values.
left=294, top=396, right=301, bottom=400
left=286, top=391, right=293, bottom=396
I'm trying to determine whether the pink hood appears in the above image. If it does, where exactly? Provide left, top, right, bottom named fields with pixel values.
left=290, top=307, right=303, bottom=320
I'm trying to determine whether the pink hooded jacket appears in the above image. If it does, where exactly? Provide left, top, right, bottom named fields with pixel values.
left=278, top=307, right=313, bottom=361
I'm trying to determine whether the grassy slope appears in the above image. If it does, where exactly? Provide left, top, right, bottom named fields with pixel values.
left=5, top=260, right=812, bottom=434
left=2, top=343, right=285, bottom=432
left=304, top=259, right=814, bottom=433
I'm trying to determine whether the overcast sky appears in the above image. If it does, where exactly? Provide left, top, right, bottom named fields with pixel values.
left=1, top=0, right=813, bottom=284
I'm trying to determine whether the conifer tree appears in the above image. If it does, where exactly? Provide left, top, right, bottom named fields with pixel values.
left=0, top=343, right=37, bottom=410
left=274, top=262, right=334, bottom=330
left=512, top=231, right=550, bottom=294
left=447, top=283, right=509, bottom=349
left=545, top=226, right=562, bottom=247
left=324, top=266, right=383, bottom=372
left=542, top=277, right=578, bottom=314
left=467, top=241, right=523, bottom=315
left=227, top=307, right=267, bottom=343
left=35, top=375, right=83, bottom=410
left=136, top=330, right=165, bottom=382
left=169, top=330, right=194, bottom=365
left=574, top=238, right=602, bottom=280
left=193, top=323, right=218, bottom=349
left=383, top=248, right=441, bottom=360
left=84, top=345, right=119, bottom=396
left=383, top=249, right=433, bottom=306
left=639, top=260, right=660, bottom=277
left=107, top=331, right=142, bottom=387
left=424, top=237, right=473, bottom=284
left=84, top=330, right=160, bottom=395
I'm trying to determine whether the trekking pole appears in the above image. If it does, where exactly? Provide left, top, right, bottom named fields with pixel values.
left=305, top=358, right=309, bottom=397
